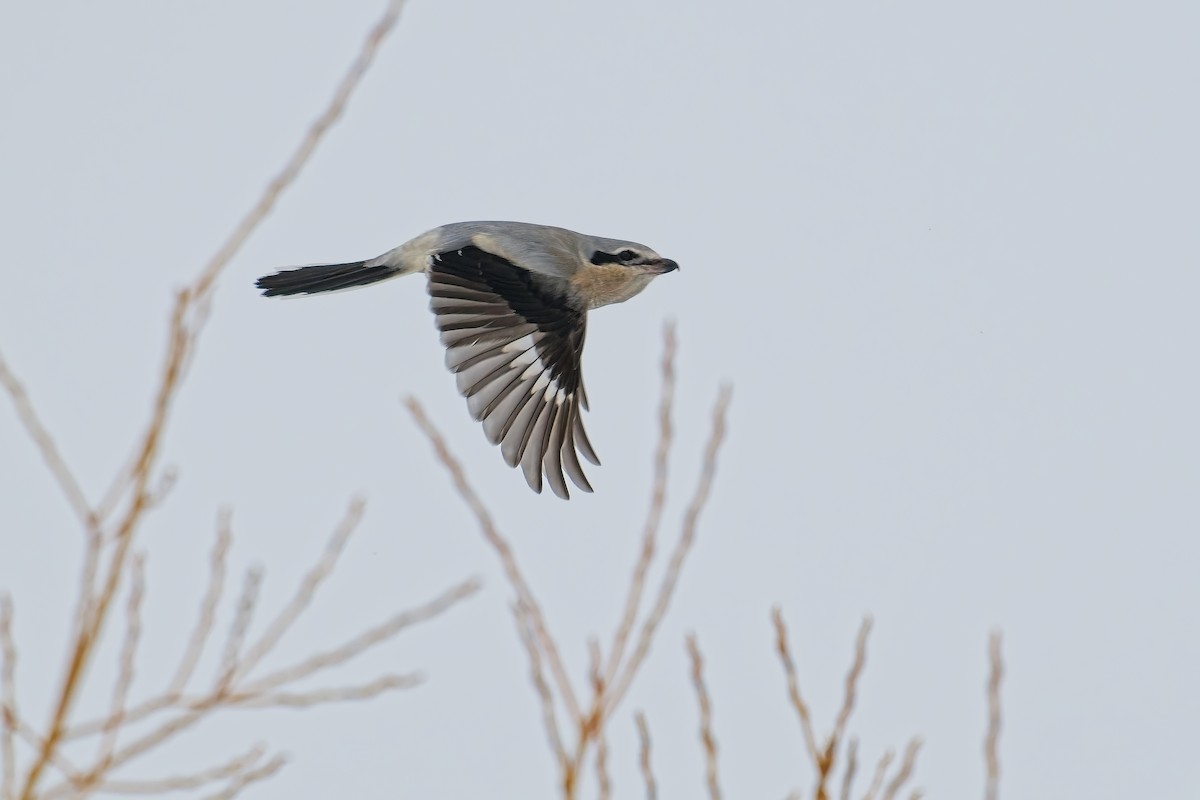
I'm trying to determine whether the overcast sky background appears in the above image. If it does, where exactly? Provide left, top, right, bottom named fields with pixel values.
left=2, top=1, right=1198, bottom=798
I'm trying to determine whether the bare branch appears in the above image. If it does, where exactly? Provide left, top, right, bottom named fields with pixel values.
left=604, top=322, right=676, bottom=684
left=686, top=634, right=721, bottom=800
left=216, top=568, right=263, bottom=690
left=605, top=385, right=732, bottom=715
left=197, top=753, right=288, bottom=800
left=594, top=723, right=611, bottom=800
left=839, top=737, right=858, bottom=800
left=880, top=739, right=922, bottom=800
left=861, top=750, right=893, bottom=800
left=770, top=607, right=821, bottom=766
left=831, top=617, right=872, bottom=754
left=0, top=354, right=96, bottom=533
left=168, top=511, right=232, bottom=696
left=238, top=674, right=422, bottom=708
left=634, top=712, right=657, bottom=800
left=229, top=499, right=364, bottom=684
left=94, top=743, right=265, bottom=795
left=985, top=631, right=1003, bottom=800
left=405, top=398, right=580, bottom=721
left=11, top=3, right=414, bottom=798
left=91, top=554, right=147, bottom=779
left=240, top=578, right=479, bottom=694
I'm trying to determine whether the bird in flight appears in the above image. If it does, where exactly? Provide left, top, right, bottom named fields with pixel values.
left=256, top=221, right=678, bottom=499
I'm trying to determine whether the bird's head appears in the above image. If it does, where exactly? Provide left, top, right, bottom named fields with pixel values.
left=573, top=237, right=679, bottom=309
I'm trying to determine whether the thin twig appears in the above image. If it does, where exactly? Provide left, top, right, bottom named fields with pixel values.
left=512, top=602, right=567, bottom=770
left=594, top=725, right=612, bottom=800
left=94, top=743, right=265, bottom=795
left=861, top=750, right=893, bottom=800
left=239, top=578, right=479, bottom=694
left=839, top=737, right=858, bottom=800
left=985, top=631, right=1003, bottom=800
left=238, top=674, right=422, bottom=708
left=604, top=323, right=676, bottom=685
left=1, top=595, right=16, bottom=800
left=92, top=554, right=147, bottom=779
left=197, top=754, right=288, bottom=800
left=216, top=568, right=263, bottom=690
left=770, top=607, right=821, bottom=766
left=880, top=739, right=922, bottom=800
left=605, top=385, right=732, bottom=716
left=831, top=617, right=872, bottom=754
left=634, top=712, right=657, bottom=800
left=405, top=398, right=580, bottom=721
left=0, top=355, right=96, bottom=532
left=168, top=511, right=232, bottom=696
left=687, top=634, right=721, bottom=800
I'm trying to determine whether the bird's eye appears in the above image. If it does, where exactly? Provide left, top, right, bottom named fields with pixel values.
left=618, top=249, right=638, bottom=263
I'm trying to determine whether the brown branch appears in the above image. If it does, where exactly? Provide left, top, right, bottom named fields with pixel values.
left=605, top=385, right=732, bottom=716
left=405, top=397, right=580, bottom=721
left=985, top=631, right=1003, bottom=800
left=237, top=674, right=422, bottom=708
left=604, top=322, right=676, bottom=685
left=634, top=712, right=657, bottom=800
left=687, top=634, right=722, bottom=800
left=0, top=354, right=96, bottom=533
left=90, top=554, right=147, bottom=782
left=93, top=743, right=265, bottom=795
left=770, top=607, right=821, bottom=767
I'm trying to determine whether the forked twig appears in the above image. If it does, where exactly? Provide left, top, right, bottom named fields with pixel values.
left=880, top=738, right=922, bottom=800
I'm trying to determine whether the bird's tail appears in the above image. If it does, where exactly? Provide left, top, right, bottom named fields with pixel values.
left=256, top=260, right=400, bottom=297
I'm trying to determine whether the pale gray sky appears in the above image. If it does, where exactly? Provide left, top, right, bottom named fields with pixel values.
left=2, top=1, right=1198, bottom=798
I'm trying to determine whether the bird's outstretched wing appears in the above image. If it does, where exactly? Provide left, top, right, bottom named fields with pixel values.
left=427, top=246, right=599, bottom=498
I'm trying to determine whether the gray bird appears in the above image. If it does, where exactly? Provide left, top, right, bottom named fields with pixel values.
left=256, top=221, right=678, bottom=499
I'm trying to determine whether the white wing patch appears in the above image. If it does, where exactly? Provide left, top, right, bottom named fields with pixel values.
left=426, top=247, right=596, bottom=498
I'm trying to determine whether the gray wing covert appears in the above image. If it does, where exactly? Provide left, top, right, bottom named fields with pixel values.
left=427, top=246, right=599, bottom=498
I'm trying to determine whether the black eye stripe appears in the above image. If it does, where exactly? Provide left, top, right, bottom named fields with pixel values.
left=589, top=249, right=641, bottom=266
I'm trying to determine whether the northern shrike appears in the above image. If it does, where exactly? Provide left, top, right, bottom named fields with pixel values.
left=256, top=221, right=678, bottom=499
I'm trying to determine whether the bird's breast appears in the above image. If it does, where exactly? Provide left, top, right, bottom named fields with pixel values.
left=570, top=264, right=655, bottom=309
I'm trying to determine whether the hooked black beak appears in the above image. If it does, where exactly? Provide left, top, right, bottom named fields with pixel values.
left=650, top=258, right=679, bottom=274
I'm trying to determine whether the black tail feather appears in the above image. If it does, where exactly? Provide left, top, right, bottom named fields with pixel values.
left=256, top=261, right=398, bottom=297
